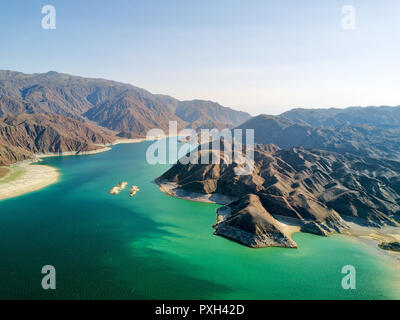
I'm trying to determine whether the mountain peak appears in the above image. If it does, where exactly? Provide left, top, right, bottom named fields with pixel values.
left=46, top=70, right=59, bottom=75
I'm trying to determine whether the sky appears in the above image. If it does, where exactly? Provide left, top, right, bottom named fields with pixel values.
left=0, top=0, right=400, bottom=115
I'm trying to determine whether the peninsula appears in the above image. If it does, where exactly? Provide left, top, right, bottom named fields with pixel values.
left=157, top=143, right=400, bottom=249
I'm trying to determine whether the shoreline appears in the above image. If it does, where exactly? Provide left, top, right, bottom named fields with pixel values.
left=156, top=181, right=400, bottom=259
left=0, top=135, right=177, bottom=201
left=32, top=134, right=180, bottom=160
left=0, top=137, right=148, bottom=201
left=341, top=222, right=400, bottom=262
left=156, top=180, right=238, bottom=205
left=0, top=163, right=60, bottom=201
left=11, top=137, right=147, bottom=165
left=35, top=146, right=113, bottom=159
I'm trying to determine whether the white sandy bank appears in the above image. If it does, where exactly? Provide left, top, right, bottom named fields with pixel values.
left=35, top=146, right=112, bottom=158
left=157, top=180, right=238, bottom=205
left=0, top=163, right=60, bottom=201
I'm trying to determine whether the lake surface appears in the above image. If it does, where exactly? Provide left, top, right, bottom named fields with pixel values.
left=0, top=141, right=399, bottom=299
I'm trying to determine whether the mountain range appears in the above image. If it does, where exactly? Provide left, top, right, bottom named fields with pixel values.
left=157, top=106, right=400, bottom=248
left=237, top=114, right=400, bottom=160
left=282, top=106, right=400, bottom=129
left=158, top=143, right=400, bottom=248
left=0, top=70, right=250, bottom=165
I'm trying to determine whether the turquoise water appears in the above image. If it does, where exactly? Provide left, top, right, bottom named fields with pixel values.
left=0, top=141, right=399, bottom=299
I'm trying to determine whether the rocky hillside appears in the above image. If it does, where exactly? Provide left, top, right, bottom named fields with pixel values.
left=158, top=144, right=400, bottom=248
left=0, top=70, right=250, bottom=136
left=0, top=70, right=251, bottom=164
left=173, top=99, right=250, bottom=130
left=236, top=115, right=400, bottom=160
left=214, top=194, right=298, bottom=248
left=0, top=113, right=115, bottom=165
left=281, top=105, right=400, bottom=129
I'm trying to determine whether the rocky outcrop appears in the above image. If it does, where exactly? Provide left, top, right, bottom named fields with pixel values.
left=158, top=143, right=400, bottom=247
left=213, top=194, right=297, bottom=248
left=379, top=241, right=400, bottom=252
left=0, top=113, right=115, bottom=165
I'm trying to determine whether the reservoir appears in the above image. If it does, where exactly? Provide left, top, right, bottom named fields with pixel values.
left=0, top=141, right=399, bottom=299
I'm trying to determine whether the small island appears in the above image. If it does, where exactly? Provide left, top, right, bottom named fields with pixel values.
left=129, top=185, right=140, bottom=197
left=108, top=182, right=140, bottom=197
left=379, top=242, right=400, bottom=252
left=109, top=182, right=128, bottom=195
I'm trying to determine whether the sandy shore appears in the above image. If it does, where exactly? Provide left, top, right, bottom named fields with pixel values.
left=111, top=138, right=146, bottom=145
left=0, top=167, right=9, bottom=179
left=0, top=163, right=59, bottom=201
left=341, top=222, right=400, bottom=261
left=344, top=222, right=400, bottom=242
left=35, top=146, right=112, bottom=158
left=110, top=134, right=182, bottom=146
left=156, top=180, right=238, bottom=205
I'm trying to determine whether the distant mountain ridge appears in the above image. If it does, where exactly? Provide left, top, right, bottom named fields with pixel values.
left=236, top=114, right=400, bottom=161
left=0, top=70, right=251, bottom=135
left=281, top=106, right=400, bottom=129
left=173, top=99, right=250, bottom=130
left=0, top=70, right=251, bottom=164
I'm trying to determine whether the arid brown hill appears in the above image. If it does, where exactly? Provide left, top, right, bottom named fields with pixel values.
left=174, top=99, right=250, bottom=130
left=213, top=194, right=298, bottom=248
left=281, top=105, right=400, bottom=129
left=0, top=70, right=250, bottom=136
left=236, top=115, right=400, bottom=160
left=0, top=70, right=250, bottom=164
left=158, top=144, right=400, bottom=247
left=0, top=113, right=115, bottom=165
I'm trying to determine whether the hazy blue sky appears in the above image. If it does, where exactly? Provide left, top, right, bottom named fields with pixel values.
left=1, top=0, right=399, bottom=115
